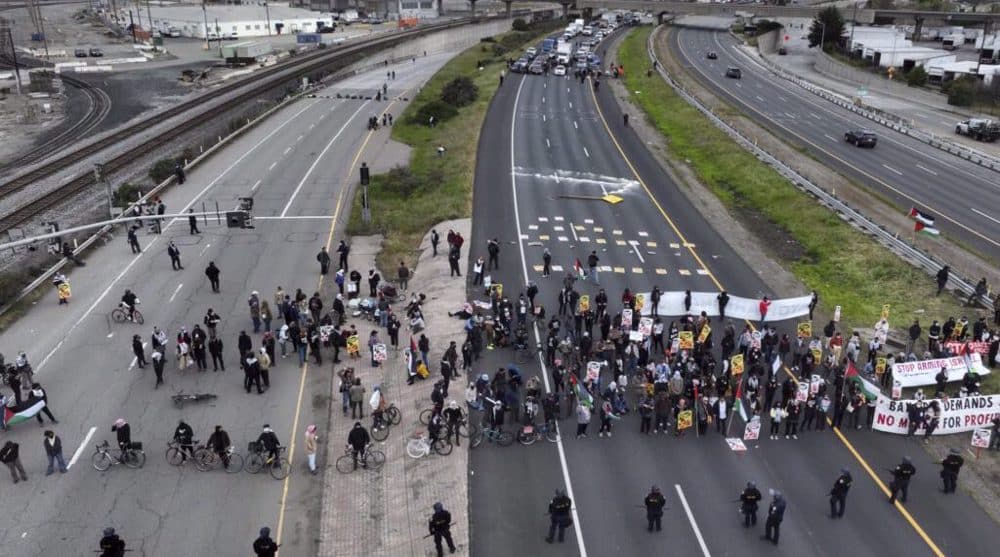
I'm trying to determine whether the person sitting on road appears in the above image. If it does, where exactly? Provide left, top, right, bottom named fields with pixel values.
left=121, top=289, right=138, bottom=321
left=257, top=424, right=281, bottom=466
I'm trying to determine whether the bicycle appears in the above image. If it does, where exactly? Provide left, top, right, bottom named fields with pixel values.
left=92, top=440, right=146, bottom=471
left=193, top=445, right=243, bottom=473
left=517, top=420, right=560, bottom=445
left=111, top=302, right=144, bottom=325
left=165, top=439, right=200, bottom=466
left=406, top=429, right=453, bottom=458
left=419, top=407, right=476, bottom=438
left=245, top=443, right=291, bottom=480
left=471, top=423, right=514, bottom=448
left=335, top=444, right=386, bottom=473
left=514, top=342, right=539, bottom=365
left=371, top=403, right=402, bottom=442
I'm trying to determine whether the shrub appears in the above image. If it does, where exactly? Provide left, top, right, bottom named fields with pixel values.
left=512, top=18, right=529, bottom=32
left=409, top=99, right=459, bottom=125
left=440, top=76, right=479, bottom=108
left=149, top=158, right=178, bottom=183
left=944, top=76, right=976, bottom=107
left=377, top=166, right=424, bottom=197
left=905, top=65, right=927, bottom=87
left=114, top=182, right=143, bottom=208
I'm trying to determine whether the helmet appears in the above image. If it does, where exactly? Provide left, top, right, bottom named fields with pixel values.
left=433, top=502, right=443, bottom=512
left=103, top=527, right=115, bottom=536
left=260, top=527, right=270, bottom=537
left=747, top=481, right=756, bottom=489
left=902, top=456, right=912, bottom=464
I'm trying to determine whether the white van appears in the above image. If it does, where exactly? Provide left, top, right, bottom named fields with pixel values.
left=582, top=26, right=593, bottom=36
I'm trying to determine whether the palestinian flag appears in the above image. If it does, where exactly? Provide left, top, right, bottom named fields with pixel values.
left=734, top=380, right=748, bottom=422
left=908, top=208, right=935, bottom=226
left=575, top=380, right=594, bottom=409
left=574, top=258, right=586, bottom=279
left=3, top=399, right=46, bottom=427
left=845, top=360, right=880, bottom=401
left=914, top=221, right=940, bottom=237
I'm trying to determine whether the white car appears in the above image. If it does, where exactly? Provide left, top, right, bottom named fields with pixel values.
left=553, top=65, right=566, bottom=76
left=526, top=47, right=537, bottom=58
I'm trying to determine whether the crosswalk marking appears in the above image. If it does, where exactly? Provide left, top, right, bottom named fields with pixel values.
left=655, top=268, right=668, bottom=275
left=533, top=264, right=544, bottom=272
left=613, top=266, right=626, bottom=274
left=612, top=229, right=623, bottom=235
left=553, top=225, right=564, bottom=231
left=540, top=235, right=550, bottom=240
left=574, top=225, right=586, bottom=231
left=632, top=267, right=643, bottom=274
left=615, top=239, right=627, bottom=246
left=683, top=242, right=696, bottom=248
left=679, top=269, right=691, bottom=276
left=529, top=224, right=538, bottom=230
left=646, top=241, right=657, bottom=248
left=594, top=227, right=604, bottom=233
left=552, top=265, right=564, bottom=272
left=696, top=269, right=709, bottom=275
left=600, top=265, right=612, bottom=272
left=554, top=216, right=565, bottom=221
left=584, top=218, right=594, bottom=224
left=596, top=238, right=607, bottom=244
left=520, top=234, right=529, bottom=240
left=669, top=242, right=680, bottom=249
left=638, top=231, right=649, bottom=237
left=579, top=236, right=590, bottom=242
left=558, top=236, right=568, bottom=242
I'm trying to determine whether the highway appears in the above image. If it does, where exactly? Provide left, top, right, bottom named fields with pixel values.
left=0, top=56, right=446, bottom=556
left=468, top=35, right=1000, bottom=556
left=668, top=27, right=1000, bottom=263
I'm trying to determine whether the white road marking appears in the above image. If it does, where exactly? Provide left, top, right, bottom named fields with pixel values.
left=542, top=114, right=546, bottom=122
left=784, top=112, right=796, bottom=119
left=574, top=121, right=578, bottom=129
left=283, top=147, right=291, bottom=155
left=67, top=426, right=97, bottom=470
left=269, top=161, right=277, bottom=171
left=281, top=101, right=369, bottom=217
left=628, top=240, right=645, bottom=263
left=255, top=215, right=335, bottom=220
left=810, top=112, right=821, bottom=120
left=199, top=243, right=211, bottom=257
left=971, top=207, right=1000, bottom=225
left=128, top=342, right=149, bottom=370
left=734, top=82, right=742, bottom=88
left=542, top=96, right=546, bottom=104
left=546, top=138, right=551, bottom=148
left=168, top=284, right=183, bottom=303
left=824, top=134, right=837, bottom=141
left=583, top=147, right=590, bottom=158
left=309, top=123, right=315, bottom=130
left=675, top=485, right=711, bottom=557
left=508, top=77, right=589, bottom=557
left=251, top=179, right=262, bottom=192
left=915, top=164, right=937, bottom=176
left=755, top=95, right=764, bottom=102
left=881, top=163, right=903, bottom=176
left=296, top=134, right=303, bottom=142
left=778, top=96, right=787, bottom=102
left=569, top=222, right=579, bottom=242
left=569, top=102, right=573, bottom=109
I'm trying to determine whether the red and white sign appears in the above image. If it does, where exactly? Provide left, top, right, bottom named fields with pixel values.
left=638, top=317, right=653, bottom=337
left=873, top=394, right=1000, bottom=435
left=744, top=418, right=760, bottom=441
left=586, top=361, right=601, bottom=382
left=726, top=438, right=747, bottom=452
left=971, top=428, right=992, bottom=448
left=796, top=382, right=809, bottom=402
left=943, top=341, right=991, bottom=356
left=890, top=353, right=988, bottom=388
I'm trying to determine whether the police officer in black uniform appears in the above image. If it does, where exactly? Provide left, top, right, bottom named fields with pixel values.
left=739, top=481, right=762, bottom=527
left=428, top=502, right=456, bottom=556
left=762, top=492, right=785, bottom=545
left=252, top=526, right=279, bottom=556
left=889, top=456, right=917, bottom=504
left=644, top=485, right=666, bottom=532
left=829, top=467, right=852, bottom=518
left=940, top=448, right=964, bottom=494
left=545, top=489, right=573, bottom=543
left=98, top=527, right=126, bottom=557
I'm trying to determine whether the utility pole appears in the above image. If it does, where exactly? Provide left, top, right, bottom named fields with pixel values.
left=128, top=10, right=136, bottom=43
left=264, top=1, right=271, bottom=36
left=360, top=162, right=371, bottom=224
left=215, top=17, right=221, bottom=57
left=145, top=0, right=152, bottom=35
left=3, top=24, right=22, bottom=95
left=202, top=0, right=209, bottom=48
left=849, top=1, right=858, bottom=54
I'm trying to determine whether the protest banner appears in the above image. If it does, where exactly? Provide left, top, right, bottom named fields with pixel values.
left=698, top=324, right=712, bottom=344
left=637, top=291, right=812, bottom=320
left=890, top=353, right=989, bottom=388
left=578, top=294, right=590, bottom=314
left=677, top=410, right=693, bottom=430
left=731, top=354, right=745, bottom=375
left=586, top=361, right=601, bottom=382
left=796, top=382, right=809, bottom=402
left=796, top=322, right=811, bottom=339
left=621, top=308, right=633, bottom=327
left=373, top=343, right=387, bottom=362
left=971, top=428, right=992, bottom=449
left=679, top=331, right=694, bottom=350
left=943, top=341, right=991, bottom=356
left=638, top=317, right=653, bottom=337
left=725, top=438, right=747, bottom=452
left=744, top=418, right=760, bottom=441
left=873, top=394, right=1000, bottom=435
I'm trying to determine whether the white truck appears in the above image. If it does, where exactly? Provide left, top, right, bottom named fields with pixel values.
left=955, top=118, right=1000, bottom=141
left=556, top=42, right=573, bottom=65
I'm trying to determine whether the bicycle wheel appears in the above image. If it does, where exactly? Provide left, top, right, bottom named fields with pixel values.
left=497, top=430, right=515, bottom=447
left=269, top=457, right=291, bottom=480
left=406, top=438, right=429, bottom=459
left=545, top=427, right=560, bottom=443
left=517, top=429, right=537, bottom=446
left=110, top=308, right=125, bottom=323
left=515, top=347, right=531, bottom=364
left=124, top=450, right=146, bottom=469
left=225, top=453, right=244, bottom=474
left=245, top=452, right=264, bottom=474
left=371, top=424, right=390, bottom=442
left=133, top=310, right=145, bottom=325
left=470, top=430, right=484, bottom=448
left=366, top=449, right=386, bottom=471
left=193, top=448, right=212, bottom=472
left=419, top=408, right=433, bottom=425
left=166, top=447, right=185, bottom=466
left=92, top=451, right=113, bottom=471
left=336, top=454, right=356, bottom=474
left=433, top=438, right=453, bottom=456
left=387, top=406, right=402, bottom=425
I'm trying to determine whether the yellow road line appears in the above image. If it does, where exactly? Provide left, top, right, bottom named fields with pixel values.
left=587, top=70, right=946, bottom=557
left=274, top=92, right=409, bottom=552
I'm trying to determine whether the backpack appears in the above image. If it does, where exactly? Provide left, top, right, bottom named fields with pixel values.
left=416, top=362, right=430, bottom=379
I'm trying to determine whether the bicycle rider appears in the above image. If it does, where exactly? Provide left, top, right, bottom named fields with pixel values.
left=207, top=425, right=232, bottom=468
left=112, top=418, right=131, bottom=460
left=98, top=527, right=126, bottom=557
left=370, top=384, right=388, bottom=431
left=347, top=421, right=370, bottom=470
left=121, top=289, right=138, bottom=321
left=428, top=411, right=445, bottom=444
left=257, top=424, right=281, bottom=468
left=173, top=420, right=195, bottom=463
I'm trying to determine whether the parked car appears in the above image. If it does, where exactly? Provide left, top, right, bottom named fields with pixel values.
left=725, top=67, right=742, bottom=78
left=167, top=27, right=182, bottom=38
left=74, top=48, right=88, bottom=57
left=526, top=47, right=537, bottom=58
left=553, top=64, right=566, bottom=76
left=844, top=129, right=877, bottom=147
left=89, top=48, right=103, bottom=57
left=707, top=51, right=718, bottom=60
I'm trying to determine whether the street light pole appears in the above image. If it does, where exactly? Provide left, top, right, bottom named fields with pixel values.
left=849, top=0, right=858, bottom=55
left=264, top=2, right=271, bottom=36
left=201, top=0, right=209, bottom=48
left=820, top=20, right=827, bottom=51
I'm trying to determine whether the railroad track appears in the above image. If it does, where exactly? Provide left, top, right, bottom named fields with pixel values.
left=0, top=17, right=478, bottom=233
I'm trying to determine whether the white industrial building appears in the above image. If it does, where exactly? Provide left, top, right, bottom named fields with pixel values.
left=134, top=4, right=338, bottom=39
left=925, top=59, right=1000, bottom=85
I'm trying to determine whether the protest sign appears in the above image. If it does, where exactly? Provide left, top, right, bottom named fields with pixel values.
left=698, top=324, right=712, bottom=344
left=373, top=343, right=387, bottom=362
left=629, top=331, right=643, bottom=342
left=809, top=374, right=822, bottom=394
left=881, top=304, right=891, bottom=321
left=621, top=308, right=633, bottom=327
left=679, top=331, right=694, bottom=350
left=943, top=341, right=991, bottom=356
left=751, top=331, right=762, bottom=350
left=634, top=294, right=645, bottom=314
left=578, top=295, right=590, bottom=314
left=677, top=410, right=693, bottom=430
left=797, top=322, right=812, bottom=339
left=833, top=305, right=841, bottom=322
left=491, top=283, right=503, bottom=299
left=744, top=418, right=760, bottom=441
left=586, top=361, right=601, bottom=382
left=731, top=354, right=745, bottom=375
left=346, top=335, right=360, bottom=356
left=796, top=383, right=809, bottom=402
left=873, top=394, right=1000, bottom=435
left=971, top=428, right=992, bottom=449
left=875, top=357, right=887, bottom=376
left=891, top=381, right=902, bottom=400
left=811, top=348, right=823, bottom=363
left=638, top=317, right=653, bottom=337
left=725, top=438, right=747, bottom=452
left=890, top=353, right=989, bottom=388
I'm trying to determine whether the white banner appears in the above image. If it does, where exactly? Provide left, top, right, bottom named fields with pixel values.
left=637, top=292, right=812, bottom=321
left=873, top=394, right=1000, bottom=435
left=890, top=353, right=988, bottom=388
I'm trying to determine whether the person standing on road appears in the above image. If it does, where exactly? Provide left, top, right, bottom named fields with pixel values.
left=43, top=429, right=67, bottom=475
left=167, top=241, right=183, bottom=270
left=173, top=420, right=194, bottom=464
left=304, top=424, right=319, bottom=475
left=587, top=251, right=600, bottom=284
left=888, top=456, right=917, bottom=504
left=131, top=334, right=147, bottom=369
left=623, top=112, right=629, bottom=127
left=762, top=492, right=785, bottom=545
left=317, top=246, right=331, bottom=275
left=1, top=441, right=28, bottom=484
left=545, top=489, right=573, bottom=544
left=151, top=349, right=165, bottom=388
left=740, top=482, right=762, bottom=527
left=258, top=348, right=272, bottom=390
left=644, top=485, right=666, bottom=532
left=398, top=261, right=410, bottom=291
left=337, top=240, right=350, bottom=272
left=249, top=291, right=262, bottom=333
left=575, top=403, right=591, bottom=438
left=244, top=351, right=263, bottom=394
left=205, top=262, right=221, bottom=293
left=431, top=229, right=440, bottom=256
left=448, top=248, right=461, bottom=277
left=99, top=527, right=127, bottom=557
left=29, top=383, right=58, bottom=425
left=188, top=209, right=200, bottom=234
left=542, top=248, right=552, bottom=278
left=350, top=378, right=366, bottom=419
left=347, top=421, right=370, bottom=470
left=127, top=226, right=141, bottom=254
left=829, top=468, right=852, bottom=519
left=487, top=238, right=500, bottom=271
left=941, top=448, right=964, bottom=494
left=252, top=526, right=279, bottom=557
left=428, top=502, right=456, bottom=556
left=936, top=265, right=950, bottom=295
left=209, top=337, right=224, bottom=372
left=204, top=308, right=221, bottom=339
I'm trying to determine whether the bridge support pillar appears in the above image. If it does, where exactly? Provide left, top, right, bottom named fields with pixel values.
left=503, top=0, right=512, bottom=18
left=912, top=16, right=923, bottom=42
left=560, top=2, right=571, bottom=19
left=582, top=8, right=593, bottom=21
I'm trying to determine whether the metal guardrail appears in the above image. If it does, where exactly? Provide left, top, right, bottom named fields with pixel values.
left=646, top=25, right=991, bottom=307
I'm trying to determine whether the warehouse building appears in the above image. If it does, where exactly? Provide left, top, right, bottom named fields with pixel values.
left=141, top=4, right=337, bottom=39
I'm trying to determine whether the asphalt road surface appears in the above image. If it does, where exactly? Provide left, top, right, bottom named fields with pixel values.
left=467, top=46, right=1000, bottom=556
left=669, top=27, right=1000, bottom=262
left=0, top=55, right=447, bottom=557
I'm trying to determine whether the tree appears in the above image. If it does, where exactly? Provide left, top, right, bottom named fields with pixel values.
left=440, top=76, right=478, bottom=108
left=808, top=7, right=847, bottom=50
left=905, top=65, right=928, bottom=87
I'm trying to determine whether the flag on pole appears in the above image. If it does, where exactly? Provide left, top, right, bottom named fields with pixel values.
left=2, top=399, right=46, bottom=428
left=574, top=258, right=586, bottom=279
left=845, top=360, right=880, bottom=401
left=914, top=221, right=940, bottom=237
left=734, top=380, right=748, bottom=422
left=908, top=208, right=935, bottom=226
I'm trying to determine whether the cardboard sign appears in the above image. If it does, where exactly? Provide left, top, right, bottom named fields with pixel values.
left=346, top=335, right=360, bottom=356
left=638, top=317, right=653, bottom=337
left=810, top=374, right=822, bottom=394
left=57, top=282, right=71, bottom=300
left=796, top=321, right=811, bottom=339
left=875, top=357, right=887, bottom=376
left=725, top=438, right=748, bottom=452
left=586, top=361, right=601, bottom=382
left=881, top=304, right=891, bottom=321
left=744, top=418, right=761, bottom=441
left=634, top=293, right=645, bottom=313
left=578, top=294, right=590, bottom=314
left=891, top=381, right=902, bottom=400
left=834, top=305, right=841, bottom=322
left=629, top=331, right=643, bottom=342
left=971, top=428, right=992, bottom=448
left=751, top=331, right=762, bottom=350
left=491, top=283, right=503, bottom=299
left=621, top=308, right=633, bottom=327
left=698, top=324, right=712, bottom=344
left=731, top=354, right=745, bottom=375
left=679, top=331, right=694, bottom=350
left=811, top=348, right=823, bottom=363
left=796, top=382, right=809, bottom=402
left=677, top=410, right=693, bottom=430
left=373, top=343, right=387, bottom=362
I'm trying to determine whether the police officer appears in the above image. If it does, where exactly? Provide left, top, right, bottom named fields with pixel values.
left=545, top=489, right=573, bottom=543
left=644, top=485, right=666, bottom=532
left=252, top=526, right=279, bottom=556
left=940, top=448, right=964, bottom=494
left=829, top=467, right=852, bottom=519
left=762, top=492, right=785, bottom=546
left=428, top=502, right=456, bottom=556
left=98, top=527, right=126, bottom=557
left=888, top=456, right=917, bottom=504
left=739, top=481, right=762, bottom=527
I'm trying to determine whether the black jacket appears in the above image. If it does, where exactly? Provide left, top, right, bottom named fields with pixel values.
left=348, top=425, right=370, bottom=450
left=173, top=423, right=193, bottom=444
left=208, top=430, right=231, bottom=452
left=830, top=473, right=852, bottom=497
left=258, top=431, right=280, bottom=451
left=429, top=509, right=452, bottom=534
left=113, top=423, right=131, bottom=447
left=253, top=535, right=278, bottom=557
left=644, top=492, right=666, bottom=516
left=942, top=454, right=964, bottom=475
left=0, top=441, right=19, bottom=463
left=740, top=487, right=761, bottom=511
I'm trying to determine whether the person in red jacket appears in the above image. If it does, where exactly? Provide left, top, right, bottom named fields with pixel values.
left=759, top=297, right=771, bottom=326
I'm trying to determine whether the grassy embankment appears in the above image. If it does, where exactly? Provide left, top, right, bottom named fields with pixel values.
left=347, top=21, right=561, bottom=271
left=618, top=28, right=994, bottom=387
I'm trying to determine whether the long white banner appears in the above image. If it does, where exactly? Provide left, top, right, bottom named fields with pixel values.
left=873, top=394, right=1000, bottom=435
left=890, top=353, right=989, bottom=388
left=637, top=292, right=812, bottom=321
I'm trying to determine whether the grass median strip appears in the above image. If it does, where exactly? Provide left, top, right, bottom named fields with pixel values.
left=348, top=21, right=561, bottom=271
left=618, top=28, right=981, bottom=356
